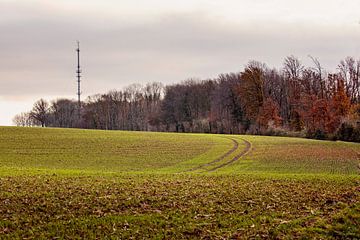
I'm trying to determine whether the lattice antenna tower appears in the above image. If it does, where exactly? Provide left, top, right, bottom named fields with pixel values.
left=76, top=41, right=82, bottom=118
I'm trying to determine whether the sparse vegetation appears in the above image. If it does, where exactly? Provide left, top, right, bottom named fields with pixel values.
left=0, top=127, right=359, bottom=239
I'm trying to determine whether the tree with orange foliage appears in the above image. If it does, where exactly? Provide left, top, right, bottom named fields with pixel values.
left=348, top=103, right=360, bottom=121
left=239, top=63, right=264, bottom=122
left=328, top=77, right=351, bottom=133
left=307, top=98, right=332, bottom=137
left=296, top=94, right=315, bottom=131
left=257, top=98, right=282, bottom=131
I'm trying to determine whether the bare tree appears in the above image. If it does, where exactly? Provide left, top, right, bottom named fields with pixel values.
left=50, top=99, right=78, bottom=128
left=30, top=99, right=49, bottom=127
left=12, top=112, right=33, bottom=127
left=309, top=55, right=325, bottom=98
left=338, top=57, right=360, bottom=103
left=283, top=55, right=304, bottom=80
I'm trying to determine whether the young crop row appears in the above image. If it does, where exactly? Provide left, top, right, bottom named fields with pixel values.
left=218, top=135, right=360, bottom=175
left=1, top=127, right=359, bottom=175
left=0, top=127, right=219, bottom=172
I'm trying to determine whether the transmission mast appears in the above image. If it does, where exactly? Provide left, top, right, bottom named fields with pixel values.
left=76, top=41, right=82, bottom=118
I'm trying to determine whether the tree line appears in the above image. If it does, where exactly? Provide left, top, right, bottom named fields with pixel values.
left=13, top=56, right=360, bottom=142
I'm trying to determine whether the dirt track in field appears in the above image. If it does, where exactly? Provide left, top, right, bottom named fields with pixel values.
left=206, top=138, right=252, bottom=172
left=183, top=137, right=252, bottom=173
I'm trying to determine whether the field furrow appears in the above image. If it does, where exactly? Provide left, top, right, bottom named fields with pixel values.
left=183, top=137, right=239, bottom=172
left=206, top=138, right=252, bottom=172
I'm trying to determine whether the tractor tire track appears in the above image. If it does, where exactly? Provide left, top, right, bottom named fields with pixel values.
left=206, top=138, right=252, bottom=172
left=183, top=137, right=239, bottom=173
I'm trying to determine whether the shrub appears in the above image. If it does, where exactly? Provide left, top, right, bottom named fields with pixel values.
left=264, top=122, right=306, bottom=138
left=336, top=120, right=360, bottom=142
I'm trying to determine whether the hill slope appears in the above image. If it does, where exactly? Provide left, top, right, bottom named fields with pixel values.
left=0, top=127, right=358, bottom=175
left=0, top=127, right=359, bottom=239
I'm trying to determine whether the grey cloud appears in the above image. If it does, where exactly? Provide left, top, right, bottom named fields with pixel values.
left=0, top=2, right=359, bottom=99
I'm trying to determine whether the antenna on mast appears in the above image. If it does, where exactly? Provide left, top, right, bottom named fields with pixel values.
left=76, top=41, right=82, bottom=118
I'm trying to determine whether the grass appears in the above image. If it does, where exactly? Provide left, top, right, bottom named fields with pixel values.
left=0, top=126, right=359, bottom=239
left=0, top=127, right=226, bottom=173
left=221, top=135, right=360, bottom=175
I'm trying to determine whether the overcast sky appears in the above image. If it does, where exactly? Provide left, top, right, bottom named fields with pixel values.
left=1, top=0, right=360, bottom=125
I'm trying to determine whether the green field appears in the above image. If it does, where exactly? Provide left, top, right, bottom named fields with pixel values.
left=0, top=127, right=359, bottom=239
